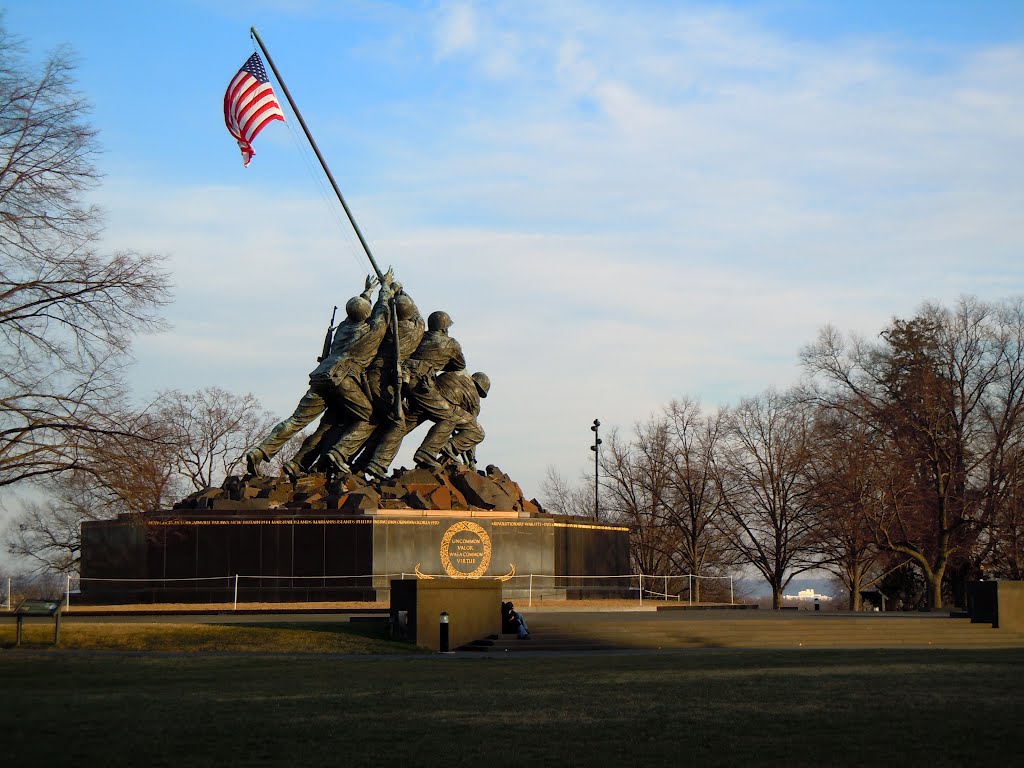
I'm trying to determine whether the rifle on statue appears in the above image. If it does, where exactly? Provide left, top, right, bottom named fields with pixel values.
left=317, top=305, right=338, bottom=362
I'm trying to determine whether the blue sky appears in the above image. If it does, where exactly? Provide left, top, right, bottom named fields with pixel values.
left=4, top=1, right=1024, bottom=500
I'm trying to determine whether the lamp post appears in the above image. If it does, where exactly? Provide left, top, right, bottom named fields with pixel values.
left=590, top=419, right=602, bottom=521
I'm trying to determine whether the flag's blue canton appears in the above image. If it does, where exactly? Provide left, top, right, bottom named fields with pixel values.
left=241, top=53, right=270, bottom=83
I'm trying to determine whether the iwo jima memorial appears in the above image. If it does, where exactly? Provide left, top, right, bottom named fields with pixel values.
left=79, top=29, right=628, bottom=604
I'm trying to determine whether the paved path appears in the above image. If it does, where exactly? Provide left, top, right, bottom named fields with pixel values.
left=487, top=609, right=1024, bottom=651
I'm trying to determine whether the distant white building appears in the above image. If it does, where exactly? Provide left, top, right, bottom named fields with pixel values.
left=782, top=588, right=832, bottom=602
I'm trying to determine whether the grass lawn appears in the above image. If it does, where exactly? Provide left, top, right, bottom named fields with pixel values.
left=0, top=619, right=418, bottom=654
left=1, top=646, right=1020, bottom=767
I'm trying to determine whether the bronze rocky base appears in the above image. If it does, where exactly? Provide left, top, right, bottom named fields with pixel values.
left=173, top=464, right=546, bottom=516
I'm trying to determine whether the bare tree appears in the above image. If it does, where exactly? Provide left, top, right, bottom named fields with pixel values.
left=661, top=398, right=736, bottom=601
left=3, top=406, right=185, bottom=574
left=801, top=297, right=1024, bottom=608
left=0, top=23, right=171, bottom=487
left=84, top=409, right=187, bottom=514
left=716, top=389, right=818, bottom=609
left=985, top=444, right=1024, bottom=579
left=600, top=421, right=678, bottom=578
left=970, top=299, right=1024, bottom=583
left=0, top=566, right=63, bottom=601
left=6, top=472, right=111, bottom=575
left=3, top=387, right=282, bottom=574
left=595, top=403, right=736, bottom=600
left=541, top=465, right=593, bottom=518
left=804, top=405, right=893, bottom=610
left=156, top=387, right=277, bottom=491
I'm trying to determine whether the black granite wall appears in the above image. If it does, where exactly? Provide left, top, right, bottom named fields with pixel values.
left=80, top=512, right=630, bottom=604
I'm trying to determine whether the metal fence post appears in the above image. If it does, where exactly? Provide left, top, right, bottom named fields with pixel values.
left=233, top=574, right=239, bottom=610
left=638, top=573, right=643, bottom=605
left=529, top=573, right=534, bottom=608
left=66, top=574, right=71, bottom=608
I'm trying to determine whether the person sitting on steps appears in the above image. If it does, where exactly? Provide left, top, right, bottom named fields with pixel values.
left=502, top=601, right=530, bottom=640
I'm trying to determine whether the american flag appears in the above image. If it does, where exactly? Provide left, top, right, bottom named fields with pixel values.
left=224, top=52, right=285, bottom=166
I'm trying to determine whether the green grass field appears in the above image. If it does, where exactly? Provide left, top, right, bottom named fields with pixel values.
left=1, top=619, right=418, bottom=654
left=1, top=644, right=1020, bottom=767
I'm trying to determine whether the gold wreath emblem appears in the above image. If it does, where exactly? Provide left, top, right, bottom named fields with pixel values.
left=415, top=562, right=515, bottom=581
left=440, top=521, right=492, bottom=579
left=413, top=563, right=434, bottom=579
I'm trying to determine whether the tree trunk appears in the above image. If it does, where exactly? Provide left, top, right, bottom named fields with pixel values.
left=946, top=561, right=974, bottom=609
left=926, top=568, right=945, bottom=610
left=848, top=568, right=863, bottom=611
left=901, top=550, right=946, bottom=610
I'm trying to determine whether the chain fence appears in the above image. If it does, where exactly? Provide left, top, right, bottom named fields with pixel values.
left=55, top=572, right=735, bottom=609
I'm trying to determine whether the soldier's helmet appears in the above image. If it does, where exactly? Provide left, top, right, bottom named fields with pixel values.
left=346, top=295, right=372, bottom=322
left=472, top=372, right=490, bottom=398
left=395, top=294, right=416, bottom=320
left=428, top=310, right=453, bottom=332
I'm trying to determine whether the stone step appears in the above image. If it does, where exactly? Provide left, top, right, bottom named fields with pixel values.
left=467, top=633, right=620, bottom=653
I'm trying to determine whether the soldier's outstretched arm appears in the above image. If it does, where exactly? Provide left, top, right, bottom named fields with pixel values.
left=361, top=274, right=378, bottom=301
left=378, top=270, right=397, bottom=302
left=368, top=280, right=397, bottom=328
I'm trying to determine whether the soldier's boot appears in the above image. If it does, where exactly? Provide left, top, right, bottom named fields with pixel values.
left=282, top=460, right=304, bottom=482
left=363, top=461, right=389, bottom=483
left=413, top=449, right=441, bottom=470
left=245, top=448, right=268, bottom=476
left=438, top=442, right=460, bottom=465
left=323, top=449, right=351, bottom=476
left=321, top=449, right=352, bottom=494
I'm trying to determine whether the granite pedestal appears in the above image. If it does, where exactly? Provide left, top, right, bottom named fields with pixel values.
left=80, top=507, right=630, bottom=604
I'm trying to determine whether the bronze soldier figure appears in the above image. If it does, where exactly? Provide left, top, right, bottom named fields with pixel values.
left=434, top=370, right=489, bottom=469
left=244, top=270, right=395, bottom=475
left=361, top=309, right=466, bottom=480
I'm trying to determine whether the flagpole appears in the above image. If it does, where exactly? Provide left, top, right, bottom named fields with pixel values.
left=250, top=27, right=384, bottom=282
left=250, top=26, right=404, bottom=422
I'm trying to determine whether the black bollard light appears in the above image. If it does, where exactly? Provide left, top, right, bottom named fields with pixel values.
left=440, top=611, right=450, bottom=652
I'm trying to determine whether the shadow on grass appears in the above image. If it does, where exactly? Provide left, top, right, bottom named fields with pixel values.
left=0, top=649, right=1021, bottom=767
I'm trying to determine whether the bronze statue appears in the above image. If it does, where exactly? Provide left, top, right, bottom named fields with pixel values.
left=317, top=289, right=425, bottom=473
left=361, top=309, right=466, bottom=480
left=435, top=370, right=489, bottom=470
left=277, top=289, right=421, bottom=479
left=246, top=277, right=491, bottom=485
left=245, top=270, right=395, bottom=475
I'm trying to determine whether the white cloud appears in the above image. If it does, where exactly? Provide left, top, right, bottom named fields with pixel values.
left=556, top=38, right=597, bottom=94
left=435, top=1, right=479, bottom=59
left=85, top=2, right=1024, bottom=497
